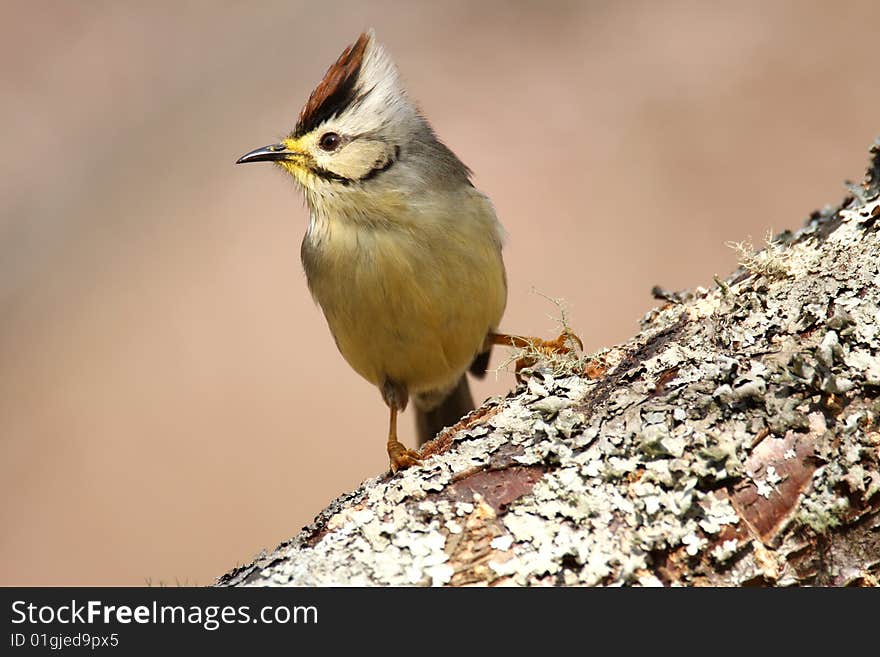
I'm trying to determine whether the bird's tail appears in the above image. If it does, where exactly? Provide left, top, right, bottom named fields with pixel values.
left=414, top=375, right=475, bottom=445
left=414, top=347, right=492, bottom=445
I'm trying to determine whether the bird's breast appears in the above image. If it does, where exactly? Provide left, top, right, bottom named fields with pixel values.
left=301, top=193, right=506, bottom=393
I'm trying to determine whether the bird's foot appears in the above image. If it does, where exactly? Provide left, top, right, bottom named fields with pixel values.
left=387, top=440, right=422, bottom=473
left=492, top=329, right=583, bottom=381
left=530, top=328, right=583, bottom=356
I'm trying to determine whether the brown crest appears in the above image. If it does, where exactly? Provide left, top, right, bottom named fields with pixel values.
left=294, top=32, right=370, bottom=138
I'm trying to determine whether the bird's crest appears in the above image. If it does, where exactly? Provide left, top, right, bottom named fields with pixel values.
left=294, top=32, right=371, bottom=137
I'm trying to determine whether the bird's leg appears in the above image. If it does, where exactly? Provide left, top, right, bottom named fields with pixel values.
left=489, top=329, right=584, bottom=380
left=386, top=407, right=422, bottom=473
left=382, top=378, right=422, bottom=473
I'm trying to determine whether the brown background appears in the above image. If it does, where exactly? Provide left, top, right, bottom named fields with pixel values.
left=1, top=0, right=877, bottom=585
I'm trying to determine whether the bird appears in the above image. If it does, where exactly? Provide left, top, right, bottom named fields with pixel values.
left=236, top=30, right=577, bottom=473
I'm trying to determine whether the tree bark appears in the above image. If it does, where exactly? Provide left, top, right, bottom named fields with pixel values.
left=218, top=141, right=880, bottom=587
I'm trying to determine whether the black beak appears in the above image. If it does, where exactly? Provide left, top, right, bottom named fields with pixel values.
left=235, top=143, right=292, bottom=164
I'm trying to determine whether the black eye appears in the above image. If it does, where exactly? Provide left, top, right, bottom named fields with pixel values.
left=318, top=132, right=341, bottom=151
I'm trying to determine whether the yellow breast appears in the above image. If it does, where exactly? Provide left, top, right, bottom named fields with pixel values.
left=301, top=187, right=507, bottom=394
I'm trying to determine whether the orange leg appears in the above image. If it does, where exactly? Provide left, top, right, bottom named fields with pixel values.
left=386, top=406, right=422, bottom=473
left=489, top=330, right=583, bottom=352
left=489, top=328, right=583, bottom=380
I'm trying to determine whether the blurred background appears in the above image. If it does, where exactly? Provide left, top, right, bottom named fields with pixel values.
left=2, top=0, right=878, bottom=585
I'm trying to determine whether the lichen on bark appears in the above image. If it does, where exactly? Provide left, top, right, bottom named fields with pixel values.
left=218, top=142, right=880, bottom=587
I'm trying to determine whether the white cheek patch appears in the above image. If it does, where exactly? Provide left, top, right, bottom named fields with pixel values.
left=324, top=139, right=396, bottom=181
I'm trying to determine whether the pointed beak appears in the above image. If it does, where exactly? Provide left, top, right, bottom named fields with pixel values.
left=235, top=143, right=296, bottom=164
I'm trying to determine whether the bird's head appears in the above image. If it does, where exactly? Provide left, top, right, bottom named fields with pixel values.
left=237, top=31, right=434, bottom=208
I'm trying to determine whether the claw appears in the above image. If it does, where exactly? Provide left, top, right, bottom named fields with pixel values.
left=388, top=441, right=422, bottom=473
left=504, top=329, right=584, bottom=381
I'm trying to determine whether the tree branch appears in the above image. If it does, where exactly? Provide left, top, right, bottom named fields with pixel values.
left=218, top=141, right=880, bottom=587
